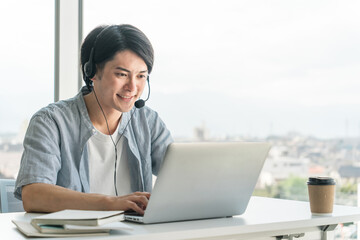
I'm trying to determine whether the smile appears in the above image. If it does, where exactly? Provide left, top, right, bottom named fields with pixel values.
left=120, top=95, right=132, bottom=99
left=116, top=94, right=135, bottom=102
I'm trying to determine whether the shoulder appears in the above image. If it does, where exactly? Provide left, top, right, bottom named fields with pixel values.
left=130, top=106, right=171, bottom=141
left=136, top=105, right=158, bottom=116
left=132, top=106, right=162, bottom=125
left=31, top=92, right=85, bottom=124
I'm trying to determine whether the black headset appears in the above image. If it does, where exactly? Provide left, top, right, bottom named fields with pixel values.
left=84, top=25, right=113, bottom=82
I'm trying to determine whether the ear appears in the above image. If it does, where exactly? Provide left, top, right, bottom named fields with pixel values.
left=93, top=68, right=103, bottom=81
left=88, top=77, right=95, bottom=86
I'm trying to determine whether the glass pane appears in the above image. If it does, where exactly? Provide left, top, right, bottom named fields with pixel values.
left=83, top=0, right=360, bottom=211
left=0, top=0, right=54, bottom=179
left=84, top=0, right=360, bottom=140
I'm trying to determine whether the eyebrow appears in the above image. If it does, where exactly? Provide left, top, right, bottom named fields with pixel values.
left=115, top=66, right=148, bottom=73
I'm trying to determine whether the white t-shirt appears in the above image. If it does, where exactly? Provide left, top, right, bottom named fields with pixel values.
left=87, top=124, right=131, bottom=196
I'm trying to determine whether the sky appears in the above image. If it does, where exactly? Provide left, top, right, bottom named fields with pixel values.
left=1, top=0, right=360, bottom=140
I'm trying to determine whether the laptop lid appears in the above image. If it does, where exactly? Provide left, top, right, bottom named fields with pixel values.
left=133, top=142, right=271, bottom=224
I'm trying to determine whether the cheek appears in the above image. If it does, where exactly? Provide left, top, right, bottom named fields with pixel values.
left=137, top=82, right=146, bottom=92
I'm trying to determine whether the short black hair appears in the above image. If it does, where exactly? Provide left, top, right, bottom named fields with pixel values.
left=81, top=24, right=154, bottom=89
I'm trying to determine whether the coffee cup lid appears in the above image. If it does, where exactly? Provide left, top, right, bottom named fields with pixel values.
left=307, top=176, right=336, bottom=185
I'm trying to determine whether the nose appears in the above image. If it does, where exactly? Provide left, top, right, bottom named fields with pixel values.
left=125, top=75, right=137, bottom=92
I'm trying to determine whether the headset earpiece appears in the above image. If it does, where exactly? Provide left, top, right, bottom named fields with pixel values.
left=84, top=48, right=95, bottom=79
left=84, top=25, right=113, bottom=81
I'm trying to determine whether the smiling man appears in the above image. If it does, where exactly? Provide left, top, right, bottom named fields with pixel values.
left=14, top=24, right=173, bottom=214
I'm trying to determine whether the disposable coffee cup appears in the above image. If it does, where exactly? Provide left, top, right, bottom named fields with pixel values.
left=307, top=177, right=336, bottom=216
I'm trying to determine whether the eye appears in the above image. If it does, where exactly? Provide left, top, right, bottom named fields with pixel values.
left=115, top=72, right=127, bottom=78
left=138, top=74, right=147, bottom=79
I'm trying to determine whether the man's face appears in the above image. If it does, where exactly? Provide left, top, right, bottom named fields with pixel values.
left=92, top=50, right=148, bottom=113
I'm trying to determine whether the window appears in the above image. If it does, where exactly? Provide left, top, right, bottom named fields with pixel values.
left=84, top=0, right=360, bottom=140
left=0, top=0, right=54, bottom=179
left=83, top=0, right=360, bottom=208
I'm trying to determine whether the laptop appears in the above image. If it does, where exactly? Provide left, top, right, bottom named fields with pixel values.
left=124, top=142, right=271, bottom=224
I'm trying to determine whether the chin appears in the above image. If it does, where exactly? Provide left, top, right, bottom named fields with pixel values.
left=118, top=104, right=134, bottom=113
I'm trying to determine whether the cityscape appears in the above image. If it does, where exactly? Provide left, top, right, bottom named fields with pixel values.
left=1, top=121, right=360, bottom=206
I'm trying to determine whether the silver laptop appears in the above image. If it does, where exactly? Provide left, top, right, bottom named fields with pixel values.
left=124, top=142, right=271, bottom=224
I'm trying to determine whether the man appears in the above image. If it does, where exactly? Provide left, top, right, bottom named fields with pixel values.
left=15, top=24, right=173, bottom=214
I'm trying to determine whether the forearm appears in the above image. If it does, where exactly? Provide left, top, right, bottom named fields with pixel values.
left=22, top=183, right=112, bottom=213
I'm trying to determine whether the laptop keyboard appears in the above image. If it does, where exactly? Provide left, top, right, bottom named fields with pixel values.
left=124, top=210, right=144, bottom=217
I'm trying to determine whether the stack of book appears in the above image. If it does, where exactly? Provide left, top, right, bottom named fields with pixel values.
left=12, top=210, right=132, bottom=237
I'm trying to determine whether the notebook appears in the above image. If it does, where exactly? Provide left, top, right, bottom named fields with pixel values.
left=31, top=210, right=124, bottom=226
left=125, top=142, right=271, bottom=224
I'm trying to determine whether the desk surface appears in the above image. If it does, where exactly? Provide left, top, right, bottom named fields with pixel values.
left=2, top=197, right=360, bottom=240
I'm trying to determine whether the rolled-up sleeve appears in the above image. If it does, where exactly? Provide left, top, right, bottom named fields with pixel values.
left=14, top=112, right=62, bottom=200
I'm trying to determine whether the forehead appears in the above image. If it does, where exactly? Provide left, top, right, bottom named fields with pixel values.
left=105, top=50, right=147, bottom=71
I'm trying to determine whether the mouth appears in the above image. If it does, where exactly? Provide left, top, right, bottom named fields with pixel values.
left=116, top=94, right=135, bottom=102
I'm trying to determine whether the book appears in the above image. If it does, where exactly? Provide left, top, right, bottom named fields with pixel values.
left=12, top=220, right=110, bottom=237
left=12, top=210, right=132, bottom=237
left=30, top=209, right=125, bottom=226
left=31, top=221, right=133, bottom=234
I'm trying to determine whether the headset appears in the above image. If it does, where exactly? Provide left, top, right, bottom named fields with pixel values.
left=84, top=25, right=113, bottom=83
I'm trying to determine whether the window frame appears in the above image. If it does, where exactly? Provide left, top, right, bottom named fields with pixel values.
left=54, top=0, right=83, bottom=101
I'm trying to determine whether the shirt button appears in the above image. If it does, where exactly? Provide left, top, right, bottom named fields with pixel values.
left=92, top=129, right=96, bottom=133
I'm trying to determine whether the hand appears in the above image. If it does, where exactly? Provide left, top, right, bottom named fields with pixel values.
left=22, top=183, right=151, bottom=213
left=111, top=192, right=150, bottom=215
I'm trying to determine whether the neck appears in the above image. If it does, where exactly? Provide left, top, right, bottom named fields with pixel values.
left=84, top=91, right=122, bottom=135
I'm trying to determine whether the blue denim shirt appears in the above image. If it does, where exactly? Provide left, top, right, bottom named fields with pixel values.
left=14, top=87, right=173, bottom=200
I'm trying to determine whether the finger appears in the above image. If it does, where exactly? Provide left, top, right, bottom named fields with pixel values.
left=127, top=201, right=145, bottom=215
left=133, top=191, right=151, bottom=199
left=131, top=195, right=149, bottom=209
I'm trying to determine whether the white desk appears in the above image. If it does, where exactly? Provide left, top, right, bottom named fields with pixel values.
left=2, top=197, right=360, bottom=240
